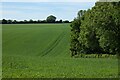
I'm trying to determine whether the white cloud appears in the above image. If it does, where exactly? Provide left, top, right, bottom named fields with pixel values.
left=2, top=10, right=20, bottom=14
left=0, top=3, right=2, bottom=19
left=1, top=2, right=95, bottom=21
left=2, top=0, right=119, bottom=2
left=1, top=0, right=99, bottom=2
left=3, top=5, right=47, bottom=11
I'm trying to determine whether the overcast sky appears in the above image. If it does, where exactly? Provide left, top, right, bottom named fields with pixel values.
left=1, top=2, right=96, bottom=21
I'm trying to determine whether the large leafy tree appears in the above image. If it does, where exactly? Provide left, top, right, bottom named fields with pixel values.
left=2, top=19, right=7, bottom=24
left=70, top=1, right=120, bottom=57
left=70, top=10, right=86, bottom=57
left=46, top=15, right=56, bottom=23
left=87, top=2, right=120, bottom=55
left=95, top=2, right=120, bottom=55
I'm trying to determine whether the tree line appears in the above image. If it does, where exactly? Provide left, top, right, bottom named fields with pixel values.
left=70, top=1, right=120, bottom=57
left=1, top=15, right=70, bottom=24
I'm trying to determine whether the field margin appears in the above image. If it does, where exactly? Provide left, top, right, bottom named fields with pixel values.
left=0, top=24, right=2, bottom=80
left=1, top=78, right=119, bottom=80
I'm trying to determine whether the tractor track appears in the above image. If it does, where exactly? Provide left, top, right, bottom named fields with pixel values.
left=37, top=31, right=65, bottom=57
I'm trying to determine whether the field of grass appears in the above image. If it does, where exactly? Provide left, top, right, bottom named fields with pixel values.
left=2, top=24, right=118, bottom=78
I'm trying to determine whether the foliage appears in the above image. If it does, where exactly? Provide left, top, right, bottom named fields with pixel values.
left=46, top=15, right=56, bottom=23
left=70, top=10, right=86, bottom=57
left=1, top=19, right=70, bottom=24
left=70, top=2, right=120, bottom=56
left=1, top=16, right=70, bottom=24
left=63, top=20, right=70, bottom=23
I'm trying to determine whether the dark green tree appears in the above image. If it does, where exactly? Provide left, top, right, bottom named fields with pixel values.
left=13, top=20, right=17, bottom=24
left=63, top=20, right=69, bottom=23
left=7, top=20, right=12, bottom=24
left=2, top=19, right=7, bottom=24
left=29, top=19, right=33, bottom=23
left=70, top=1, right=120, bottom=57
left=70, top=10, right=86, bottom=57
left=46, top=15, right=56, bottom=23
left=24, top=20, right=28, bottom=23
left=59, top=19, right=62, bottom=23
left=93, top=2, right=120, bottom=55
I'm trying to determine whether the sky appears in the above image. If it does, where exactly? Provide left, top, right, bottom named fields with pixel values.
left=1, top=2, right=96, bottom=21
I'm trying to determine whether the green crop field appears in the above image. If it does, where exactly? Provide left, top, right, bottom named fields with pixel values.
left=2, top=24, right=118, bottom=78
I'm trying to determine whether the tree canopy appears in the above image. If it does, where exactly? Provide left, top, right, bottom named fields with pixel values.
left=46, top=15, right=56, bottom=23
left=1, top=15, right=70, bottom=24
left=70, top=1, right=120, bottom=57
